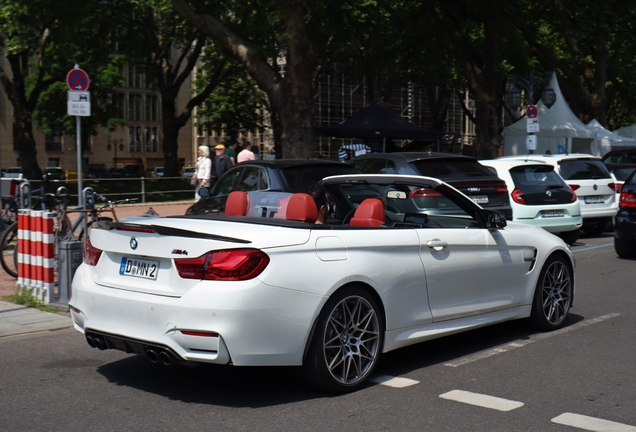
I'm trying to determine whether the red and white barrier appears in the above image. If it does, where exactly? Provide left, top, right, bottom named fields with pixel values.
left=17, top=209, right=56, bottom=303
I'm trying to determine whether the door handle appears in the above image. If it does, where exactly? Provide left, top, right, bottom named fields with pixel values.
left=426, top=239, right=448, bottom=251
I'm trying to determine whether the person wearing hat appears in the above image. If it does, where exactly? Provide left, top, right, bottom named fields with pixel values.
left=193, top=145, right=211, bottom=202
left=214, top=144, right=233, bottom=180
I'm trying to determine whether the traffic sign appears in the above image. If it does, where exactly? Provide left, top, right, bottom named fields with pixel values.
left=66, top=68, right=90, bottom=91
left=67, top=90, right=91, bottom=116
left=526, top=105, right=538, bottom=118
left=527, top=118, right=540, bottom=133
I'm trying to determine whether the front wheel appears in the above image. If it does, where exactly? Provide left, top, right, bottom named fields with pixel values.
left=530, top=254, right=573, bottom=330
left=304, top=286, right=383, bottom=392
left=0, top=222, right=18, bottom=278
left=614, top=237, right=636, bottom=258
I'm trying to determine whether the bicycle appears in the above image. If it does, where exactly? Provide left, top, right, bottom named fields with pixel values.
left=0, top=189, right=136, bottom=278
left=0, top=192, right=64, bottom=278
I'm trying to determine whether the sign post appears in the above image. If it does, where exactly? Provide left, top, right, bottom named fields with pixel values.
left=66, top=66, right=90, bottom=206
left=525, top=105, right=539, bottom=154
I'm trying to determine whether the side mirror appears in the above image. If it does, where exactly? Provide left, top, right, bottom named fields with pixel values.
left=486, top=210, right=507, bottom=229
left=198, top=187, right=210, bottom=197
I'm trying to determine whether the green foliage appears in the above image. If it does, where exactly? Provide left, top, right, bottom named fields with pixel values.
left=3, top=287, right=59, bottom=313
left=194, top=60, right=267, bottom=139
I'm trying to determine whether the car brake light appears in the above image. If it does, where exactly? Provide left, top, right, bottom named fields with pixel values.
left=567, top=187, right=578, bottom=202
left=607, top=182, right=618, bottom=192
left=495, top=185, right=509, bottom=193
left=569, top=184, right=581, bottom=191
left=174, top=248, right=270, bottom=281
left=511, top=189, right=526, bottom=204
left=116, top=226, right=157, bottom=233
left=619, top=192, right=636, bottom=208
left=409, top=188, right=442, bottom=198
left=83, top=237, right=103, bottom=266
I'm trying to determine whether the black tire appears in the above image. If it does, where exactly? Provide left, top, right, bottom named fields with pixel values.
left=557, top=229, right=579, bottom=245
left=304, top=286, right=383, bottom=392
left=0, top=222, right=18, bottom=278
left=614, top=237, right=636, bottom=258
left=530, top=254, right=573, bottom=331
left=583, top=218, right=612, bottom=236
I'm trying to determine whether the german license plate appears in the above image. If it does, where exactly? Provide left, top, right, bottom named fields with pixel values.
left=470, top=195, right=489, bottom=204
left=584, top=196, right=605, bottom=204
left=119, top=257, right=159, bottom=280
left=541, top=210, right=564, bottom=218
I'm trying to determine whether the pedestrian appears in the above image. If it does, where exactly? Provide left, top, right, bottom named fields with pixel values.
left=192, top=145, right=211, bottom=202
left=214, top=144, right=233, bottom=180
left=237, top=141, right=256, bottom=163
left=225, top=138, right=239, bottom=166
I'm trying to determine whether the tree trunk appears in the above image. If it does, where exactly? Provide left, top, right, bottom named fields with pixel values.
left=0, top=54, right=42, bottom=180
left=161, top=99, right=183, bottom=177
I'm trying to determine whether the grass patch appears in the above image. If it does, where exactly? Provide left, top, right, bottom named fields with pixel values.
left=2, top=288, right=60, bottom=313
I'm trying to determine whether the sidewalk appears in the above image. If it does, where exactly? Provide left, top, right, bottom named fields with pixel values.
left=0, top=200, right=193, bottom=338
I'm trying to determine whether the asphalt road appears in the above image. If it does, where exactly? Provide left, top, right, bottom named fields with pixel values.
left=0, top=232, right=634, bottom=432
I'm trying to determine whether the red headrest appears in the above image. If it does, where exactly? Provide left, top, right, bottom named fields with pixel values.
left=349, top=198, right=385, bottom=227
left=225, top=191, right=249, bottom=216
left=286, top=193, right=318, bottom=223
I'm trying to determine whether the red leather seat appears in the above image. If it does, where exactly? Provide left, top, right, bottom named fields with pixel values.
left=225, top=191, right=249, bottom=216
left=349, top=198, right=385, bottom=227
left=286, top=193, right=318, bottom=223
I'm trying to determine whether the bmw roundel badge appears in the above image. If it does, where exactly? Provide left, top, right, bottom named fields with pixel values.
left=130, top=238, right=138, bottom=250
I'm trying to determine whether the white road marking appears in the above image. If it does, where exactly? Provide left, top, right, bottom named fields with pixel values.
left=439, top=390, right=523, bottom=412
left=444, top=313, right=621, bottom=367
left=371, top=375, right=419, bottom=388
left=552, top=413, right=636, bottom=431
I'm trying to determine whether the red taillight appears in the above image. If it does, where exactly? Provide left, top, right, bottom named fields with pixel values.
left=607, top=182, right=619, bottom=192
left=619, top=192, right=636, bottom=208
left=495, top=185, right=509, bottom=193
left=174, top=248, right=270, bottom=281
left=83, top=237, right=103, bottom=266
left=511, top=189, right=526, bottom=204
left=567, top=187, right=578, bottom=202
left=569, top=184, right=581, bottom=191
left=409, top=188, right=442, bottom=198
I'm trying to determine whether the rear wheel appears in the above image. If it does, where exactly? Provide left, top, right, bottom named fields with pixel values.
left=0, top=222, right=18, bottom=278
left=614, top=237, right=636, bottom=258
left=304, top=286, right=383, bottom=392
left=530, top=254, right=572, bottom=330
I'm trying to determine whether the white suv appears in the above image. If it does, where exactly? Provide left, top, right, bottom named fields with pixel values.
left=480, top=159, right=582, bottom=244
left=500, top=154, right=618, bottom=235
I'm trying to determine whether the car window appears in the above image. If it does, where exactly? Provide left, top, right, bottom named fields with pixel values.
left=603, top=153, right=623, bottom=164
left=236, top=166, right=269, bottom=192
left=281, top=164, right=358, bottom=192
left=410, top=159, right=494, bottom=178
left=558, top=160, right=611, bottom=180
left=211, top=168, right=242, bottom=196
left=509, top=165, right=567, bottom=189
left=355, top=158, right=397, bottom=174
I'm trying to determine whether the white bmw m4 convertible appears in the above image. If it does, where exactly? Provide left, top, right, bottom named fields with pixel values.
left=70, top=174, right=575, bottom=392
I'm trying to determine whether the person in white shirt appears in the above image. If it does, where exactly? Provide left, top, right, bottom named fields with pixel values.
left=192, top=145, right=211, bottom=202
left=237, top=141, right=256, bottom=163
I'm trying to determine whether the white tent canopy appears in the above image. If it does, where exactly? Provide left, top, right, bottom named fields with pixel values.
left=587, top=119, right=636, bottom=156
left=504, top=73, right=595, bottom=155
left=614, top=125, right=636, bottom=139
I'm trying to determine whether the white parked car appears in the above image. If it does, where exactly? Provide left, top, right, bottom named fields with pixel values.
left=480, top=159, right=582, bottom=244
left=500, top=154, right=618, bottom=235
left=71, top=174, right=575, bottom=392
left=152, top=166, right=164, bottom=178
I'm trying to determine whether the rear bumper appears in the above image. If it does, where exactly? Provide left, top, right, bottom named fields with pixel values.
left=70, top=265, right=325, bottom=366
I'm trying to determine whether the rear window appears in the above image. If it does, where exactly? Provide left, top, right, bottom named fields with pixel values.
left=558, top=159, right=611, bottom=180
left=509, top=165, right=568, bottom=191
left=281, top=164, right=358, bottom=191
left=410, top=158, right=496, bottom=179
